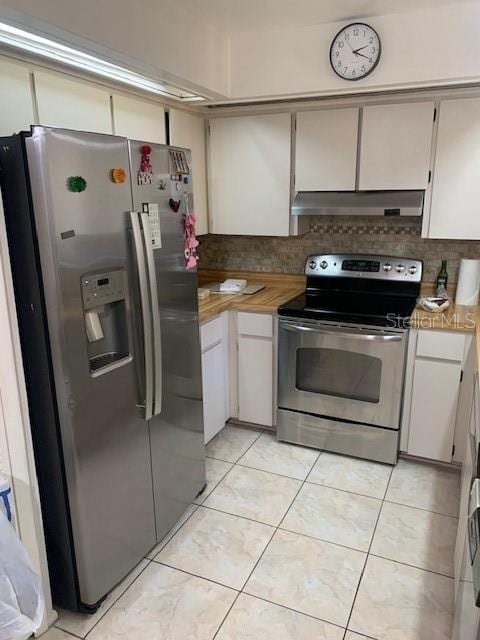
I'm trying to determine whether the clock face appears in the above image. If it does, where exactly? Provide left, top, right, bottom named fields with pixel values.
left=330, top=23, right=381, bottom=81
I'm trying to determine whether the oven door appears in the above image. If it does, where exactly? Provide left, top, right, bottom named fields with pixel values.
left=278, top=318, right=407, bottom=429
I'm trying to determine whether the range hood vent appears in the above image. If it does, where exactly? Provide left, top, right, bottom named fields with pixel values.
left=292, top=190, right=424, bottom=217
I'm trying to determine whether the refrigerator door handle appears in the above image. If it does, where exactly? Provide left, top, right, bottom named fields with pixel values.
left=130, top=212, right=154, bottom=420
left=140, top=212, right=163, bottom=416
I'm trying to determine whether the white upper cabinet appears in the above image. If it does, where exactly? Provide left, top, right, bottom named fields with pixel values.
left=295, top=108, right=358, bottom=191
left=169, top=109, right=208, bottom=235
left=112, top=94, right=165, bottom=144
left=35, top=71, right=112, bottom=134
left=208, top=113, right=291, bottom=236
left=427, top=98, right=480, bottom=239
left=0, top=59, right=35, bottom=136
left=359, top=102, right=435, bottom=190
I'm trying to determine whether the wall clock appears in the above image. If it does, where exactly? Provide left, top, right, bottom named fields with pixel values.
left=330, top=23, right=381, bottom=81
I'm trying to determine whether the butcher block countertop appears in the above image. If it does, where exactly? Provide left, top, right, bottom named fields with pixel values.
left=197, top=270, right=480, bottom=332
left=197, top=270, right=305, bottom=324
left=411, top=283, right=480, bottom=332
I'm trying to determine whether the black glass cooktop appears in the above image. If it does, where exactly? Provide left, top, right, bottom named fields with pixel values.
left=278, top=290, right=417, bottom=328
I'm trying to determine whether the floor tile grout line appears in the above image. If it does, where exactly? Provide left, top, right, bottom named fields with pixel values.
left=211, top=591, right=243, bottom=640
left=54, top=627, right=84, bottom=640
left=206, top=426, right=265, bottom=466
left=382, top=497, right=459, bottom=519
left=153, top=560, right=347, bottom=636
left=342, top=463, right=395, bottom=637
left=198, top=502, right=278, bottom=528
left=302, top=478, right=386, bottom=502
left=196, top=460, right=239, bottom=505
left=234, top=460, right=313, bottom=482
left=159, top=431, right=267, bottom=556
left=146, top=505, right=200, bottom=559
left=239, top=590, right=347, bottom=633
left=277, top=525, right=372, bottom=554
left=367, top=552, right=455, bottom=580
left=75, top=558, right=153, bottom=640
left=302, top=450, right=323, bottom=484
left=154, top=559, right=241, bottom=593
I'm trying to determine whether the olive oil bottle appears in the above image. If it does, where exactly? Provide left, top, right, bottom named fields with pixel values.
left=436, top=260, right=448, bottom=297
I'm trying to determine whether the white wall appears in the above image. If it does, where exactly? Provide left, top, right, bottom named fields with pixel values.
left=0, top=0, right=230, bottom=98
left=229, top=4, right=480, bottom=99
left=0, top=198, right=54, bottom=634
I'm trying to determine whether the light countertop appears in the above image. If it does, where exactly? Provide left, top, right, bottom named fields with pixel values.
left=198, top=270, right=480, bottom=333
left=197, top=270, right=304, bottom=324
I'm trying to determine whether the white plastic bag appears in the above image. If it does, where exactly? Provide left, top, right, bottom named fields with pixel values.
left=0, top=510, right=43, bottom=639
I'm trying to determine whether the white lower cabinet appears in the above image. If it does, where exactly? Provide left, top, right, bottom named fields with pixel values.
left=408, top=358, right=462, bottom=462
left=200, top=314, right=228, bottom=443
left=237, top=312, right=275, bottom=427
left=404, top=329, right=469, bottom=463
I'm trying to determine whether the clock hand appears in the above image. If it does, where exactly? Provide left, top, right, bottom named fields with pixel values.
left=346, top=39, right=355, bottom=52
left=353, top=45, right=368, bottom=54
left=355, top=52, right=371, bottom=60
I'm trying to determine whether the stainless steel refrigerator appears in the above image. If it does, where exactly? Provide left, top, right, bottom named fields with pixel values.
left=0, top=126, right=206, bottom=612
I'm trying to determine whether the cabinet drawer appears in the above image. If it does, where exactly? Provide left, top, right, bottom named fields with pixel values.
left=237, top=312, right=273, bottom=338
left=416, top=330, right=465, bottom=362
left=200, top=316, right=223, bottom=351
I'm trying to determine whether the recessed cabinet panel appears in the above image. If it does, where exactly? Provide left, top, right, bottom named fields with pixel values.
left=359, top=102, right=434, bottom=190
left=35, top=71, right=112, bottom=134
left=169, top=109, right=208, bottom=235
left=112, top=94, right=165, bottom=144
left=295, top=108, right=358, bottom=191
left=428, top=98, right=480, bottom=239
left=0, top=59, right=35, bottom=135
left=208, top=114, right=291, bottom=236
left=202, top=341, right=227, bottom=443
left=408, top=358, right=461, bottom=462
left=238, top=335, right=273, bottom=426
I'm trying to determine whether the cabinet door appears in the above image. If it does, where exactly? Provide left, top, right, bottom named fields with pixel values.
left=295, top=108, right=358, bottom=191
left=359, top=102, right=434, bottom=190
left=0, top=59, right=35, bottom=136
left=35, top=71, right=112, bottom=133
left=169, top=109, right=208, bottom=235
left=408, top=358, right=461, bottom=462
left=112, top=94, right=165, bottom=144
left=208, top=114, right=291, bottom=236
left=202, top=341, right=227, bottom=443
left=238, top=336, right=273, bottom=426
left=428, top=98, right=480, bottom=239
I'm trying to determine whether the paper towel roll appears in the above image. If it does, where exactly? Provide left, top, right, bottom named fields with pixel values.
left=455, top=259, right=480, bottom=306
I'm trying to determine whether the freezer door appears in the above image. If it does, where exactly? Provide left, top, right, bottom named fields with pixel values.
left=128, top=140, right=205, bottom=540
left=25, top=127, right=156, bottom=607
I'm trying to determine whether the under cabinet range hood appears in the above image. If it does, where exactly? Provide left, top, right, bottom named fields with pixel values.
left=292, top=190, right=424, bottom=217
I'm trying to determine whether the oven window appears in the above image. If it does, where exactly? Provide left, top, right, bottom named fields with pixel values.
left=295, top=348, right=382, bottom=403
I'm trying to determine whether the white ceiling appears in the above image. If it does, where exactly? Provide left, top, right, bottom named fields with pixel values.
left=183, top=0, right=478, bottom=33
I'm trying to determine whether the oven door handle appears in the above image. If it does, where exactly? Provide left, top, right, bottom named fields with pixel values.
left=281, top=322, right=403, bottom=342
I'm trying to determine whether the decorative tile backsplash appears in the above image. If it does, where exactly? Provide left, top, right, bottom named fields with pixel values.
left=199, top=216, right=480, bottom=283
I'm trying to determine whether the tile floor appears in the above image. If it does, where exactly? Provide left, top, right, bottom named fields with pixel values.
left=44, top=425, right=460, bottom=640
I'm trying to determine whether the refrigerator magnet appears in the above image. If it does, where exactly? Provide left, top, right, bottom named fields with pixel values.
left=111, top=168, right=126, bottom=184
left=169, top=198, right=181, bottom=212
left=137, top=145, right=153, bottom=185
left=67, top=176, right=87, bottom=192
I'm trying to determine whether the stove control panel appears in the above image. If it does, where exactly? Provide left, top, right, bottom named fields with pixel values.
left=305, top=254, right=422, bottom=282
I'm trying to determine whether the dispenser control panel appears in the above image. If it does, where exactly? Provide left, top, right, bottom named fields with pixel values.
left=81, top=269, right=127, bottom=310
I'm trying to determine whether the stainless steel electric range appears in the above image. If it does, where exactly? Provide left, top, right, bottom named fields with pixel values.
left=277, top=254, right=422, bottom=465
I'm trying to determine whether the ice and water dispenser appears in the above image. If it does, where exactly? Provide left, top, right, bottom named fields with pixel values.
left=81, top=269, right=132, bottom=375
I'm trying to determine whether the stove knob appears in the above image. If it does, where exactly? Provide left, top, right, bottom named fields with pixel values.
left=308, top=260, right=317, bottom=270
left=383, top=263, right=392, bottom=272
left=408, top=265, right=417, bottom=275
left=396, top=264, right=406, bottom=273
left=320, top=260, right=328, bottom=269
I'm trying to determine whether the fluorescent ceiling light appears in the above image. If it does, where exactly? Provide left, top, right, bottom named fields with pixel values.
left=0, top=21, right=206, bottom=101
